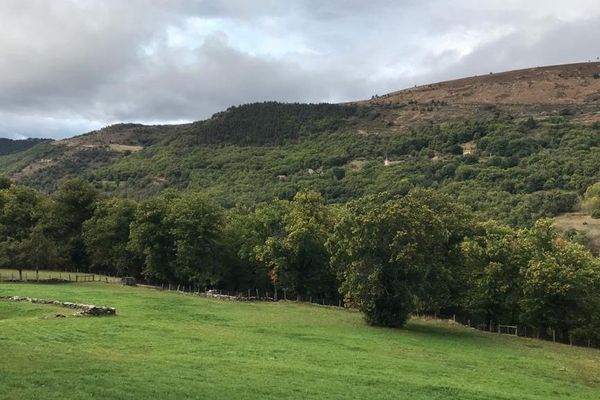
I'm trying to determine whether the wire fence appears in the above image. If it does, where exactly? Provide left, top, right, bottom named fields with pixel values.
left=0, top=269, right=121, bottom=284
left=417, top=312, right=600, bottom=349
left=142, top=283, right=346, bottom=309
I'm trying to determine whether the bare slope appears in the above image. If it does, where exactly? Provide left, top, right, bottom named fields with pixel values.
left=369, top=62, right=600, bottom=106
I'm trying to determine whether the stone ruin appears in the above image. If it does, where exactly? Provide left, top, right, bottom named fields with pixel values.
left=0, top=295, right=117, bottom=316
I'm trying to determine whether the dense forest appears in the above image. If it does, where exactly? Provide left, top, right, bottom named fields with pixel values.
left=0, top=138, right=50, bottom=156
left=3, top=102, right=600, bottom=228
left=1, top=176, right=600, bottom=347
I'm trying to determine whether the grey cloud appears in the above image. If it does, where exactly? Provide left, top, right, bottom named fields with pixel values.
left=0, top=0, right=599, bottom=139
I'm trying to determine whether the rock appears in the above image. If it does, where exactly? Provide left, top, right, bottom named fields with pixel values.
left=120, top=277, right=137, bottom=286
left=1, top=296, right=116, bottom=317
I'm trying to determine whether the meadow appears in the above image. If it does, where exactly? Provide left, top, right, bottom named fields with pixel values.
left=1, top=282, right=599, bottom=399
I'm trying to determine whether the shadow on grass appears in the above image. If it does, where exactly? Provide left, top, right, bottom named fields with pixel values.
left=403, top=318, right=487, bottom=341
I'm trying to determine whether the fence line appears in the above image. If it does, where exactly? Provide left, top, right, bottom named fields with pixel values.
left=0, top=270, right=120, bottom=284
left=418, top=312, right=599, bottom=349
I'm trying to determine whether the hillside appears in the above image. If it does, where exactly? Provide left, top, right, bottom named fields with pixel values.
left=0, top=138, right=51, bottom=156
left=2, top=63, right=600, bottom=225
left=1, top=282, right=599, bottom=400
left=370, top=62, right=600, bottom=106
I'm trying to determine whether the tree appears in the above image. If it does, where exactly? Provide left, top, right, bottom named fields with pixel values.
left=83, top=198, right=139, bottom=276
left=462, top=221, right=525, bottom=328
left=0, top=238, right=23, bottom=280
left=582, top=182, right=600, bottom=211
left=166, top=192, right=225, bottom=285
left=222, top=201, right=288, bottom=292
left=45, top=178, right=98, bottom=270
left=129, top=191, right=225, bottom=286
left=0, top=185, right=45, bottom=279
left=0, top=185, right=42, bottom=240
left=18, top=226, right=64, bottom=279
left=328, top=191, right=461, bottom=327
left=519, top=220, right=600, bottom=341
left=408, top=189, right=474, bottom=317
left=128, top=191, right=179, bottom=283
left=256, top=192, right=335, bottom=300
left=0, top=175, right=11, bottom=190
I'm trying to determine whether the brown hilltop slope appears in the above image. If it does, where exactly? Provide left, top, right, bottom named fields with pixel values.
left=370, top=62, right=600, bottom=106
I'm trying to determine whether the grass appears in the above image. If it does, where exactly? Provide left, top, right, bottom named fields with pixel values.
left=554, top=212, right=600, bottom=254
left=1, top=282, right=599, bottom=399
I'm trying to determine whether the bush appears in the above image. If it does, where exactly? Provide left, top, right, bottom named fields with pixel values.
left=559, top=108, right=575, bottom=116
left=591, top=209, right=600, bottom=219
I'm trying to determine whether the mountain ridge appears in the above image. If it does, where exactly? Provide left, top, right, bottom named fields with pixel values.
left=366, top=61, right=600, bottom=106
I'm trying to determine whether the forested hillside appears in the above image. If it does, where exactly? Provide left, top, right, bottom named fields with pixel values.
left=3, top=103, right=600, bottom=227
left=1, top=63, right=600, bottom=228
left=0, top=138, right=50, bottom=156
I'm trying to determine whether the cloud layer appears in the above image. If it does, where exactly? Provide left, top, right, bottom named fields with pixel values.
left=1, top=0, right=600, bottom=139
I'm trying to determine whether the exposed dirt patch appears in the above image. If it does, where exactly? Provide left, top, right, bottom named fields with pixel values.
left=347, top=159, right=368, bottom=171
left=554, top=212, right=600, bottom=254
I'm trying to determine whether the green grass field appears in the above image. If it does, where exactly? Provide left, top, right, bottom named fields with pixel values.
left=1, top=282, right=599, bottom=399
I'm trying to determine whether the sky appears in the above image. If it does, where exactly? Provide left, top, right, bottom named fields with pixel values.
left=1, top=0, right=600, bottom=139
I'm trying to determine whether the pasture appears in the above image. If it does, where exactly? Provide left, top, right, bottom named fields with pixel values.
left=1, top=281, right=599, bottom=399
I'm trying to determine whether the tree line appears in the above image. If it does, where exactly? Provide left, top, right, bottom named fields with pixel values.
left=1, top=176, right=600, bottom=345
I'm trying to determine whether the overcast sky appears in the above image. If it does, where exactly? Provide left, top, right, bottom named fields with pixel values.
left=1, top=0, right=600, bottom=139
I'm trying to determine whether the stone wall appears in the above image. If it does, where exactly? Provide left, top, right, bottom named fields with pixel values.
left=0, top=295, right=117, bottom=316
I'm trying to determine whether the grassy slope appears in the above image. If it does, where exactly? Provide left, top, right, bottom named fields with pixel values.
left=1, top=283, right=599, bottom=399
left=555, top=213, right=600, bottom=254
